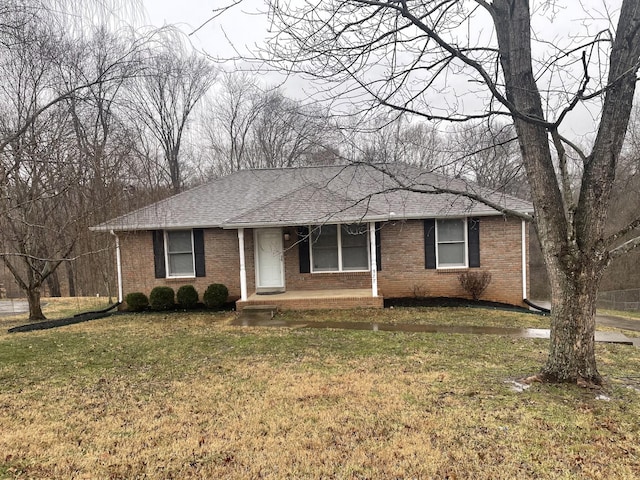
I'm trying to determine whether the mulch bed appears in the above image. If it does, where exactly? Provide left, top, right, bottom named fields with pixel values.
left=384, top=297, right=543, bottom=314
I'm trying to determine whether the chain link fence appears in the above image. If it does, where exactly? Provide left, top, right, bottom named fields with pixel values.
left=598, top=289, right=640, bottom=312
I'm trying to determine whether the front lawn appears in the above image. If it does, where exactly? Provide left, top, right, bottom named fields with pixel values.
left=1, top=308, right=639, bottom=479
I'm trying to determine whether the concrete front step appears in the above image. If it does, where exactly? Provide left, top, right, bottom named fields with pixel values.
left=237, top=305, right=278, bottom=321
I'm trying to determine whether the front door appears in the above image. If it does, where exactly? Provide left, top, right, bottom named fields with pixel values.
left=255, top=228, right=285, bottom=292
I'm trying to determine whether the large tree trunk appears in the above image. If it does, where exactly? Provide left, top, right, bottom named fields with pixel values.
left=542, top=260, right=603, bottom=383
left=490, top=0, right=640, bottom=384
left=26, top=286, right=45, bottom=321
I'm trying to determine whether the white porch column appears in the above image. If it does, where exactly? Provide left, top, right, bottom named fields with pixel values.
left=369, top=222, right=378, bottom=297
left=521, top=219, right=527, bottom=300
left=238, top=228, right=248, bottom=301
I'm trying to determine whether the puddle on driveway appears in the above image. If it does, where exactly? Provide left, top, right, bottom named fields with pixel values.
left=230, top=317, right=551, bottom=339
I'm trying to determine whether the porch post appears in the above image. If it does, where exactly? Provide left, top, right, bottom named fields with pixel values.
left=369, top=222, right=378, bottom=297
left=238, top=228, right=248, bottom=301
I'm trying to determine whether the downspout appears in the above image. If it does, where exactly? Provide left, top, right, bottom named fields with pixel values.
left=238, top=228, right=248, bottom=301
left=369, top=222, right=378, bottom=297
left=521, top=219, right=527, bottom=301
left=110, top=230, right=123, bottom=303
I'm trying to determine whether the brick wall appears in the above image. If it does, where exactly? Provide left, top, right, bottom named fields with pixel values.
left=119, top=228, right=255, bottom=303
left=119, top=216, right=528, bottom=308
left=376, top=217, right=527, bottom=305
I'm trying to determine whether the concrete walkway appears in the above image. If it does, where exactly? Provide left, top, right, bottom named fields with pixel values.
left=529, top=300, right=640, bottom=347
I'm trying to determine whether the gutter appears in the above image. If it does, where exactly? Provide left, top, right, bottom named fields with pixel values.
left=220, top=211, right=535, bottom=230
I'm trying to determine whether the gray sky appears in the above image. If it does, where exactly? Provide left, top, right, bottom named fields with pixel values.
left=142, top=1, right=619, bottom=143
left=145, top=1, right=268, bottom=60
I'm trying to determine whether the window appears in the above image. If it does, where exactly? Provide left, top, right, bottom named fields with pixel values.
left=436, top=218, right=467, bottom=268
left=311, top=223, right=369, bottom=272
left=166, top=230, right=195, bottom=277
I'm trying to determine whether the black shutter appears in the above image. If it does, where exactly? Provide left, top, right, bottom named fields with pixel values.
left=424, top=219, right=436, bottom=269
left=152, top=230, right=166, bottom=278
left=297, top=226, right=311, bottom=273
left=375, top=222, right=382, bottom=271
left=468, top=218, right=480, bottom=268
left=193, top=229, right=206, bottom=277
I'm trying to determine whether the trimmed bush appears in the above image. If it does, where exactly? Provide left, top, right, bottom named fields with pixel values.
left=149, top=286, right=175, bottom=311
left=458, top=271, right=492, bottom=301
left=125, top=292, right=149, bottom=312
left=203, top=283, right=229, bottom=309
left=177, top=285, right=199, bottom=309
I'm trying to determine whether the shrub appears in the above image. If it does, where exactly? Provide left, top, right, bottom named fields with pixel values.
left=149, top=286, right=175, bottom=311
left=203, top=283, right=229, bottom=309
left=177, top=285, right=199, bottom=309
left=458, top=271, right=492, bottom=301
left=125, top=292, right=148, bottom=312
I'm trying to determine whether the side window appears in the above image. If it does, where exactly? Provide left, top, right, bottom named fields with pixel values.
left=166, top=230, right=195, bottom=277
left=436, top=219, right=467, bottom=268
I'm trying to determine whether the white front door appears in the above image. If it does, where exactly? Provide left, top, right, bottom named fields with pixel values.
left=255, top=228, right=285, bottom=292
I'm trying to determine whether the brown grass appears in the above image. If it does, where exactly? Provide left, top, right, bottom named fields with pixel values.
left=0, top=296, right=113, bottom=331
left=1, top=308, right=639, bottom=479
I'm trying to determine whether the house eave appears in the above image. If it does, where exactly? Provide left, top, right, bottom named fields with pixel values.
left=90, top=208, right=533, bottom=233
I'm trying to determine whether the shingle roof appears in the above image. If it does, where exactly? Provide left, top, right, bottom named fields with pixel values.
left=92, top=163, right=533, bottom=232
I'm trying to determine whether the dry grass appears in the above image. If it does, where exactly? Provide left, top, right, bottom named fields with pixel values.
left=278, top=305, right=552, bottom=329
left=0, top=296, right=113, bottom=331
left=1, top=309, right=639, bottom=479
left=600, top=309, right=640, bottom=321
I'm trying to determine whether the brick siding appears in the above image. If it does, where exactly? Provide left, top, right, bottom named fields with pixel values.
left=119, top=228, right=254, bottom=303
left=119, top=216, right=528, bottom=309
left=376, top=217, right=528, bottom=306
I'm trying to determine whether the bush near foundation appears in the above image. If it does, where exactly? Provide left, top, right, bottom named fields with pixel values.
left=177, top=285, right=199, bottom=309
left=458, top=271, right=492, bottom=301
left=203, top=283, right=228, bottom=309
left=149, top=286, right=175, bottom=311
left=125, top=292, right=149, bottom=312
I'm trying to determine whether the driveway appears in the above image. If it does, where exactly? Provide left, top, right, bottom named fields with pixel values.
left=0, top=300, right=29, bottom=316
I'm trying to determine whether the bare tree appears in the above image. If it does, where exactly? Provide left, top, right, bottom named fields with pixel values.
left=64, top=27, right=146, bottom=299
left=260, top=0, right=640, bottom=384
left=450, top=121, right=528, bottom=199
left=204, top=71, right=262, bottom=174
left=0, top=2, right=146, bottom=319
left=204, top=71, right=339, bottom=174
left=132, top=49, right=216, bottom=193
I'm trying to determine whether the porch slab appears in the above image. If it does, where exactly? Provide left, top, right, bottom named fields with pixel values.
left=236, top=289, right=383, bottom=311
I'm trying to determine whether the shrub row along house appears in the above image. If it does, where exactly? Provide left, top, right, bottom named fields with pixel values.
left=92, top=163, right=534, bottom=310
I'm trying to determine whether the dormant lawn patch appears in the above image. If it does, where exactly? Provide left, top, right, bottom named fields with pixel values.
left=1, top=308, right=639, bottom=478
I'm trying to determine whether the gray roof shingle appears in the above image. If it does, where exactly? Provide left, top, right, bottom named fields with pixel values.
left=92, top=163, right=533, bottom=231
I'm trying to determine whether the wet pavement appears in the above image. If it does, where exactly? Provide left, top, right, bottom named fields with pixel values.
left=596, top=314, right=640, bottom=332
left=229, top=317, right=635, bottom=345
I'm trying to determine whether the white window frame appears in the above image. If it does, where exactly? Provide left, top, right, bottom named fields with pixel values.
left=435, top=218, right=468, bottom=269
left=164, top=229, right=196, bottom=278
left=310, top=224, right=370, bottom=273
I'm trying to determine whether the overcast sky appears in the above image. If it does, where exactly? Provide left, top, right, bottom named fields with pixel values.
left=141, top=1, right=619, bottom=142
left=144, top=1, right=268, bottom=60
